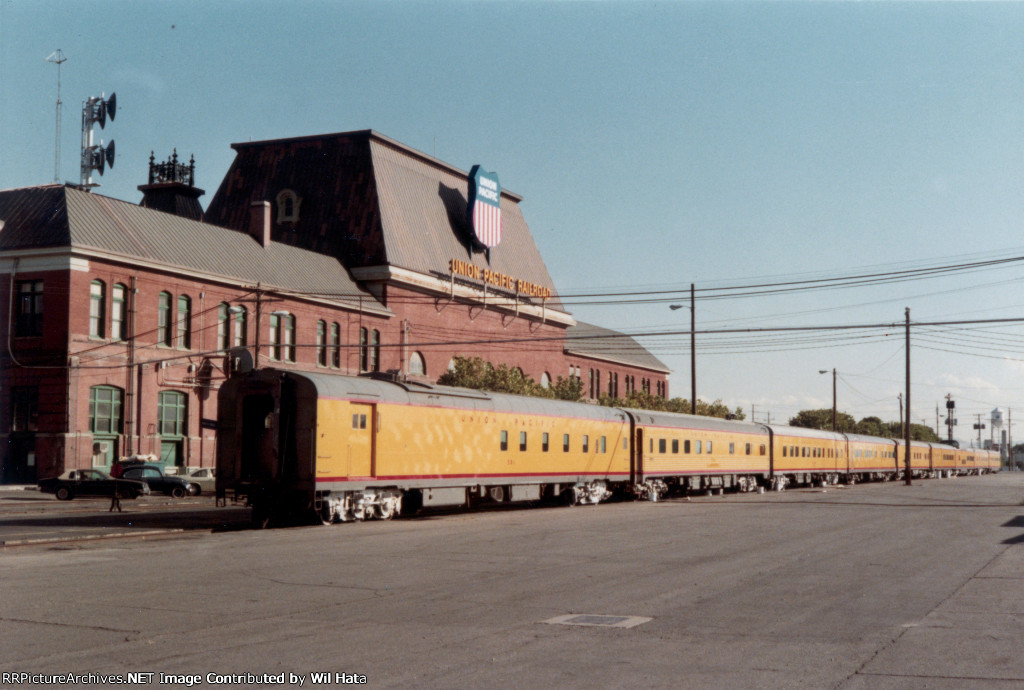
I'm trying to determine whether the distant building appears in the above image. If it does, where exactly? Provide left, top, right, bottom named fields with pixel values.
left=0, top=131, right=668, bottom=483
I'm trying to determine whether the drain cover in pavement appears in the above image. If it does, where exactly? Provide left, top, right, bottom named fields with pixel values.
left=544, top=614, right=652, bottom=628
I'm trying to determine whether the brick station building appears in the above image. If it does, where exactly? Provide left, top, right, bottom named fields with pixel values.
left=0, top=130, right=669, bottom=483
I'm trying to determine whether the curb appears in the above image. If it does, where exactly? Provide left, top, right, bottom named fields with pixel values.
left=1, top=528, right=186, bottom=548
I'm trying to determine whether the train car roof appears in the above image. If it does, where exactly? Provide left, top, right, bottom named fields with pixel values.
left=766, top=424, right=846, bottom=442
left=843, top=432, right=902, bottom=445
left=257, top=369, right=630, bottom=423
left=623, top=409, right=769, bottom=436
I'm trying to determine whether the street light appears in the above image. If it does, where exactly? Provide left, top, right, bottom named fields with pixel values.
left=818, top=368, right=836, bottom=431
left=669, top=283, right=696, bottom=414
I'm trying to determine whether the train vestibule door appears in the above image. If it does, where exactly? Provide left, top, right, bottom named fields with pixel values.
left=347, top=403, right=375, bottom=479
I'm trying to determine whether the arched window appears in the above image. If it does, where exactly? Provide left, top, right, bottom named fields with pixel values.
left=409, top=351, right=426, bottom=376
left=275, top=189, right=301, bottom=223
left=316, top=320, right=327, bottom=366
left=330, top=322, right=340, bottom=368
left=157, top=292, right=172, bottom=347
left=232, top=306, right=247, bottom=347
left=217, top=303, right=231, bottom=351
left=359, top=327, right=369, bottom=371
left=111, top=284, right=126, bottom=341
left=369, top=329, right=380, bottom=372
left=540, top=372, right=551, bottom=389
left=89, top=385, right=123, bottom=467
left=270, top=314, right=282, bottom=361
left=158, top=390, right=187, bottom=466
left=89, top=280, right=105, bottom=338
left=89, top=385, right=123, bottom=434
left=158, top=390, right=187, bottom=436
left=284, top=314, right=296, bottom=362
left=176, top=295, right=191, bottom=349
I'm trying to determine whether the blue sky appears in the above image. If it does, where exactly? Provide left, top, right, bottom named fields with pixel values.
left=4, top=1, right=1024, bottom=444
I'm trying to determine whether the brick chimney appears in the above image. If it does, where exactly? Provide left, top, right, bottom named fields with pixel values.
left=249, top=201, right=271, bottom=247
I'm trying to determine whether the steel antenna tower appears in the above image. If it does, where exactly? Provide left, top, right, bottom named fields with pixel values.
left=45, top=50, right=67, bottom=183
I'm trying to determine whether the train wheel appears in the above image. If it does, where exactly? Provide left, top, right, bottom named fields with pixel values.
left=319, top=503, right=336, bottom=525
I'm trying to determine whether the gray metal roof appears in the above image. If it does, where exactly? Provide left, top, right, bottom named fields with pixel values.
left=368, top=135, right=565, bottom=309
left=767, top=424, right=847, bottom=442
left=843, top=432, right=900, bottom=445
left=0, top=184, right=384, bottom=312
left=625, top=408, right=769, bottom=436
left=565, top=321, right=671, bottom=373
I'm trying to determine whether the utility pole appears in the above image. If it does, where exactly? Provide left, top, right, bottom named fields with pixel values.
left=904, top=307, right=912, bottom=486
left=690, top=282, right=696, bottom=416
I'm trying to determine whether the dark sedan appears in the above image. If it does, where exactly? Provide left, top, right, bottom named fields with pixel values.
left=38, top=469, right=150, bottom=501
left=120, top=464, right=192, bottom=498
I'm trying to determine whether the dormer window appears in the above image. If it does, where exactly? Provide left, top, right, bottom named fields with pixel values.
left=275, top=189, right=301, bottom=224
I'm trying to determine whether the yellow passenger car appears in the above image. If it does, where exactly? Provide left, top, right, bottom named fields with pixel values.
left=767, top=425, right=846, bottom=488
left=218, top=369, right=633, bottom=524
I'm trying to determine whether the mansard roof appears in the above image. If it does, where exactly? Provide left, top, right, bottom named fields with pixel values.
left=0, top=184, right=381, bottom=312
left=203, top=130, right=566, bottom=311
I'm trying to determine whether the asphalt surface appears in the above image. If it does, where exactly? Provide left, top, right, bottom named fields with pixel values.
left=0, top=488, right=248, bottom=545
left=1, top=473, right=1023, bottom=688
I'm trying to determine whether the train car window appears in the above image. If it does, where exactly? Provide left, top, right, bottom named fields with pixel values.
left=352, top=414, right=359, bottom=429
left=563, top=434, right=570, bottom=452
left=745, top=442, right=751, bottom=455
left=707, top=441, right=712, bottom=454
left=600, top=436, right=607, bottom=453
left=623, top=438, right=628, bottom=450
left=783, top=446, right=787, bottom=458
left=500, top=430, right=508, bottom=451
left=659, top=439, right=666, bottom=453
left=684, top=440, right=691, bottom=454
left=520, top=431, right=527, bottom=452
left=696, top=440, right=702, bottom=454
left=360, top=415, right=367, bottom=429
left=729, top=443, right=735, bottom=454
left=542, top=433, right=549, bottom=452
left=671, top=439, right=678, bottom=453
left=583, top=435, right=590, bottom=453
left=650, top=439, right=654, bottom=453
left=760, top=445, right=766, bottom=455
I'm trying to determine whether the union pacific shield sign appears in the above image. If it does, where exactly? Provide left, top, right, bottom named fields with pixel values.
left=467, top=165, right=501, bottom=248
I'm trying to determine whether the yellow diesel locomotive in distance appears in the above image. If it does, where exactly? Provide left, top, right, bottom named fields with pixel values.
left=216, top=368, right=998, bottom=526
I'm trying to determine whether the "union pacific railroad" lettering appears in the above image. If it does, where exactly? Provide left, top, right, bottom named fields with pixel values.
left=449, top=258, right=552, bottom=299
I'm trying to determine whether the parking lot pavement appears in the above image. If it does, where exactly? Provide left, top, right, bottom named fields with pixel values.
left=0, top=488, right=249, bottom=545
left=1, top=473, right=1023, bottom=687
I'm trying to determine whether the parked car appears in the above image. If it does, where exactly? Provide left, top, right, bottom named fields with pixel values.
left=185, top=467, right=216, bottom=495
left=38, top=469, right=150, bottom=501
left=120, top=464, right=192, bottom=498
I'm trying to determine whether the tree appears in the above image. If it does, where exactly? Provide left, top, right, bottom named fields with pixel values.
left=607, top=393, right=745, bottom=419
left=855, top=416, right=887, bottom=437
left=438, top=357, right=743, bottom=417
left=436, top=356, right=582, bottom=401
left=789, top=408, right=856, bottom=432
